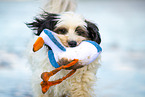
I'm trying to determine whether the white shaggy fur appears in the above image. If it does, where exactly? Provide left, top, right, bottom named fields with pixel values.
left=42, top=0, right=77, bottom=13
left=56, top=12, right=86, bottom=27
left=27, top=0, right=101, bottom=97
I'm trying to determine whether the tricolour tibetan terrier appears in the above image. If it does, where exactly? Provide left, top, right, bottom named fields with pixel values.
left=26, top=0, right=101, bottom=97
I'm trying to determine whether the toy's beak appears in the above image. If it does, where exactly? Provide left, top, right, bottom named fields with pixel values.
left=33, top=37, right=44, bottom=52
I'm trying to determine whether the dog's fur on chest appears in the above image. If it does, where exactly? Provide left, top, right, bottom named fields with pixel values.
left=26, top=0, right=101, bottom=97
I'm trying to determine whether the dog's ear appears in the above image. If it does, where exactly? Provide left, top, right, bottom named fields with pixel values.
left=26, top=12, right=59, bottom=35
left=85, top=20, right=101, bottom=44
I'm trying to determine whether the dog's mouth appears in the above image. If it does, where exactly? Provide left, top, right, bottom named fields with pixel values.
left=57, top=58, right=84, bottom=70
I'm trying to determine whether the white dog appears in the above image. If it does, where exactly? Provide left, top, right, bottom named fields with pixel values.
left=26, top=0, right=101, bottom=97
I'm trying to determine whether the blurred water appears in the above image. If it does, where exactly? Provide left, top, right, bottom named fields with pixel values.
left=0, top=0, right=145, bottom=97
left=0, top=1, right=39, bottom=97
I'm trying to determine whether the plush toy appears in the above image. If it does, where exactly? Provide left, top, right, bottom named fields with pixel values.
left=33, top=29, right=102, bottom=68
left=33, top=29, right=102, bottom=94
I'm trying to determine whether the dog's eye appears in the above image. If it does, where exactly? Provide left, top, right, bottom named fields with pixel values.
left=77, top=31, right=87, bottom=37
left=77, top=31, right=84, bottom=35
left=56, top=29, right=67, bottom=34
left=75, top=26, right=88, bottom=37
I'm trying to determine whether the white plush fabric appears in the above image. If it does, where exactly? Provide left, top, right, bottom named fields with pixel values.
left=39, top=29, right=101, bottom=66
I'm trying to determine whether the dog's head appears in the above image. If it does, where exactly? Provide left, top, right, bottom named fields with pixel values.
left=26, top=12, right=101, bottom=47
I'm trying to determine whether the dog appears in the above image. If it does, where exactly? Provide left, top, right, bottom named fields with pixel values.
left=26, top=0, right=101, bottom=97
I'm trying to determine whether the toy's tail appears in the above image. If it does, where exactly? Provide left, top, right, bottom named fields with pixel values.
left=42, top=0, right=77, bottom=13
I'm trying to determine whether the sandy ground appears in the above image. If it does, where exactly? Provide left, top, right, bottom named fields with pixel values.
left=0, top=0, right=145, bottom=97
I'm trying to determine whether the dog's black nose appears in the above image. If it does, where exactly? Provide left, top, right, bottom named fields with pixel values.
left=68, top=41, right=77, bottom=47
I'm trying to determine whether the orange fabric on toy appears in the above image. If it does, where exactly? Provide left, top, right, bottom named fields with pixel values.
left=40, top=59, right=78, bottom=94
left=33, top=37, right=44, bottom=52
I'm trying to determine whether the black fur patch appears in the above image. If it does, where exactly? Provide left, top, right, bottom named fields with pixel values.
left=85, top=20, right=101, bottom=44
left=26, top=12, right=60, bottom=35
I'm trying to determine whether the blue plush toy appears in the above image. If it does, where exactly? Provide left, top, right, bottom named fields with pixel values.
left=33, top=29, right=102, bottom=68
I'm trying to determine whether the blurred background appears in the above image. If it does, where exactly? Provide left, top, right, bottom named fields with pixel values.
left=0, top=0, right=145, bottom=97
